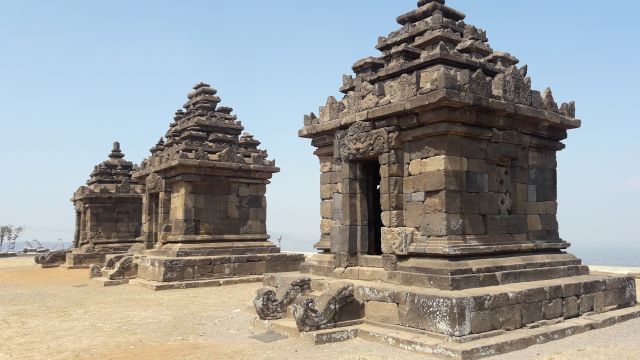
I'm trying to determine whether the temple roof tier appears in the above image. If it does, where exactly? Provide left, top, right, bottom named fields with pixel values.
left=138, top=83, right=278, bottom=176
left=307, top=0, right=578, bottom=135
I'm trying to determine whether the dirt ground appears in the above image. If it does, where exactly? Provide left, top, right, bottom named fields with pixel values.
left=1, top=257, right=640, bottom=360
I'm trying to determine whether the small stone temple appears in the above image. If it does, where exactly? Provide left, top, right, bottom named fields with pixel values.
left=93, top=83, right=303, bottom=289
left=37, top=142, right=143, bottom=268
left=253, top=1, right=638, bottom=357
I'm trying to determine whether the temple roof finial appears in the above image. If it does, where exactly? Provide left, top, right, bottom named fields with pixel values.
left=417, top=0, right=445, bottom=6
left=109, top=141, right=124, bottom=159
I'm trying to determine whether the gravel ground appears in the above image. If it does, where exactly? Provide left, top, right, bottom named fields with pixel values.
left=1, top=257, right=639, bottom=360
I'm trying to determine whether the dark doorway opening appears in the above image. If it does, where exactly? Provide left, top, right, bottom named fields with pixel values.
left=74, top=211, right=81, bottom=248
left=362, top=161, right=382, bottom=255
left=150, top=193, right=160, bottom=245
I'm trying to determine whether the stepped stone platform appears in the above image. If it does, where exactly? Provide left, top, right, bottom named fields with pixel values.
left=254, top=271, right=638, bottom=359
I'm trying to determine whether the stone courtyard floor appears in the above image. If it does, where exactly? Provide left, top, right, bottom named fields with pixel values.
left=1, top=256, right=639, bottom=360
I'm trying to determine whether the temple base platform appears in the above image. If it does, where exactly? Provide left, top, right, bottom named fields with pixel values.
left=90, top=248, right=305, bottom=290
left=252, top=268, right=638, bottom=359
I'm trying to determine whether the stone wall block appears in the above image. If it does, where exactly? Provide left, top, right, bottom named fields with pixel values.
left=479, top=193, right=500, bottom=215
left=563, top=296, right=579, bottom=319
left=542, top=299, right=563, bottom=319
left=404, top=202, right=424, bottom=228
left=422, top=214, right=464, bottom=236
left=365, top=301, right=400, bottom=325
left=381, top=194, right=403, bottom=211
left=466, top=172, right=489, bottom=193
left=463, top=214, right=486, bottom=235
left=382, top=211, right=404, bottom=227
left=320, top=200, right=333, bottom=219
left=492, top=304, right=522, bottom=331
left=521, top=302, right=544, bottom=325
left=422, top=156, right=468, bottom=172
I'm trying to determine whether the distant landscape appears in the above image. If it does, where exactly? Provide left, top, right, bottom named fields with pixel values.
left=13, top=239, right=638, bottom=268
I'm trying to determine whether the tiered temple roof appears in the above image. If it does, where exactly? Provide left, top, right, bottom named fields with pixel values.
left=86, top=142, right=138, bottom=186
left=73, top=142, right=143, bottom=200
left=139, top=83, right=275, bottom=173
left=302, top=0, right=579, bottom=135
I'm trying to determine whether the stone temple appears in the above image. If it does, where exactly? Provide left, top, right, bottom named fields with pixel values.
left=37, top=142, right=143, bottom=268
left=92, top=83, right=303, bottom=289
left=253, top=1, right=638, bottom=357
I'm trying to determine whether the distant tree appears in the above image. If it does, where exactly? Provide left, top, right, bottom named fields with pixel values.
left=0, top=224, right=25, bottom=252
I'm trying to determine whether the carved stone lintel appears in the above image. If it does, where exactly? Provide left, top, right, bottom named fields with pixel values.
left=254, top=277, right=312, bottom=320
left=337, top=121, right=390, bottom=161
left=292, top=283, right=362, bottom=332
left=146, top=173, right=164, bottom=194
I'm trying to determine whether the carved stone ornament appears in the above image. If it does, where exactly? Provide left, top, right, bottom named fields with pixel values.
left=145, top=173, right=164, bottom=193
left=254, top=277, right=312, bottom=320
left=34, top=249, right=71, bottom=266
left=337, top=121, right=389, bottom=161
left=292, top=283, right=358, bottom=332
left=89, top=264, right=102, bottom=278
left=106, top=254, right=138, bottom=280
left=381, top=227, right=414, bottom=255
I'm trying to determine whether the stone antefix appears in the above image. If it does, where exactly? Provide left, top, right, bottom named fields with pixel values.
left=253, top=1, right=639, bottom=358
left=40, top=142, right=143, bottom=269
left=94, top=83, right=303, bottom=289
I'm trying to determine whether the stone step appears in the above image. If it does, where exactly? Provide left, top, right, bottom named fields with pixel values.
left=259, top=305, right=640, bottom=359
left=253, top=317, right=359, bottom=345
left=130, top=275, right=262, bottom=291
left=91, top=277, right=130, bottom=287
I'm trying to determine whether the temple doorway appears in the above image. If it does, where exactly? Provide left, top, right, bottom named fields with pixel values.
left=361, top=161, right=382, bottom=255
left=149, top=193, right=160, bottom=245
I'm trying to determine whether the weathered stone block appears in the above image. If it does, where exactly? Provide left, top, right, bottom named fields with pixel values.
left=381, top=194, right=403, bottom=211
left=365, top=301, right=400, bottom=325
left=463, top=214, right=486, bottom=235
left=422, top=156, right=467, bottom=172
left=492, top=304, right=522, bottom=331
left=422, top=214, right=464, bottom=236
left=563, top=296, right=579, bottom=319
left=398, top=294, right=470, bottom=336
left=404, top=202, right=424, bottom=228
left=580, top=293, right=595, bottom=314
left=521, top=302, right=543, bottom=325
left=594, top=292, right=606, bottom=313
left=479, top=193, right=499, bottom=215
left=543, top=299, right=563, bottom=319
left=470, top=310, right=492, bottom=334
left=409, top=159, right=423, bottom=175
left=382, top=211, right=404, bottom=227
left=320, top=200, right=333, bottom=219
left=527, top=215, right=542, bottom=231
left=381, top=227, right=413, bottom=255
left=403, top=177, right=415, bottom=194
left=466, top=172, right=489, bottom=193
left=414, top=171, right=466, bottom=192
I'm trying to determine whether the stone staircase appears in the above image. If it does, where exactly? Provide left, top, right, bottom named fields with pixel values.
left=90, top=253, right=138, bottom=286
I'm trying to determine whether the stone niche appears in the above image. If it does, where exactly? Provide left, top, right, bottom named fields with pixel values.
left=50, top=142, right=143, bottom=269
left=253, top=1, right=638, bottom=357
left=93, top=83, right=303, bottom=289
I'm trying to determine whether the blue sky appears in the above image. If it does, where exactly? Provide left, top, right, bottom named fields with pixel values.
left=0, top=0, right=638, bottom=265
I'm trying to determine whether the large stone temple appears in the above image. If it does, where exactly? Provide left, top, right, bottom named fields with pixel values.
left=253, top=1, right=638, bottom=357
left=93, top=83, right=303, bottom=289
left=37, top=142, right=143, bottom=268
